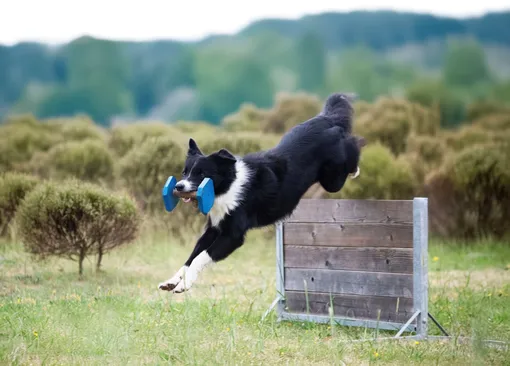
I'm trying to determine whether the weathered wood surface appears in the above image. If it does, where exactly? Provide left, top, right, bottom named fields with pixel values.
left=286, top=199, right=413, bottom=224
left=285, top=291, right=415, bottom=323
left=283, top=223, right=413, bottom=248
left=284, top=246, right=413, bottom=274
left=284, top=268, right=413, bottom=298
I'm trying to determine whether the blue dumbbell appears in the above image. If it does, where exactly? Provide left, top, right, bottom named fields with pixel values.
left=162, top=176, right=215, bottom=215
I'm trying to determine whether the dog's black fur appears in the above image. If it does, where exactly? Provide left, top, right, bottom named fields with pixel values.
left=159, top=93, right=364, bottom=292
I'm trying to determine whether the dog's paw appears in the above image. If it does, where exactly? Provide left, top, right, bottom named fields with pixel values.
left=172, top=280, right=192, bottom=294
left=158, top=280, right=180, bottom=291
left=350, top=167, right=360, bottom=179
left=158, top=267, right=187, bottom=291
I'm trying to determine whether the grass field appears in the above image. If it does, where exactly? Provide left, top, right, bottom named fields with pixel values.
left=1, top=229, right=510, bottom=365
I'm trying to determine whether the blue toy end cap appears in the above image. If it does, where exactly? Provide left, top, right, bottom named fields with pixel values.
left=197, top=178, right=215, bottom=215
left=162, top=176, right=179, bottom=212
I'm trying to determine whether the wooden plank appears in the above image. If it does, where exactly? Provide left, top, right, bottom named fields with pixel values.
left=283, top=223, right=413, bottom=248
left=285, top=291, right=415, bottom=324
left=286, top=199, right=413, bottom=224
left=284, top=246, right=413, bottom=274
left=284, top=268, right=413, bottom=298
left=280, top=312, right=416, bottom=332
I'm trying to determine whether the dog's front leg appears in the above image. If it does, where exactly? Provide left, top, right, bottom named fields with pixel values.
left=172, top=231, right=246, bottom=293
left=158, top=226, right=219, bottom=291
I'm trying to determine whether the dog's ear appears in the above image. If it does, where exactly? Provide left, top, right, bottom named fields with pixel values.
left=188, top=138, right=203, bottom=156
left=210, top=149, right=236, bottom=165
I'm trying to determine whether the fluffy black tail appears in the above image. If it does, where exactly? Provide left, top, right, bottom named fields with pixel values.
left=320, top=93, right=355, bottom=133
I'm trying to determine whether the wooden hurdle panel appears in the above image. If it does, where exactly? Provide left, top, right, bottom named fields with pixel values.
left=273, top=198, right=428, bottom=337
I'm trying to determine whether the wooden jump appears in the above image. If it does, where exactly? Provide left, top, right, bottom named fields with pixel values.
left=265, top=198, right=430, bottom=338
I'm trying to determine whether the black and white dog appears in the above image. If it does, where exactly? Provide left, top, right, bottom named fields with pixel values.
left=159, top=93, right=364, bottom=293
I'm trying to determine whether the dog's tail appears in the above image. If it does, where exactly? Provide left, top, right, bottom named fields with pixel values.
left=320, top=93, right=355, bottom=133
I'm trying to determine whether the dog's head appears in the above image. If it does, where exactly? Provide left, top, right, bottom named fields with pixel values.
left=175, top=138, right=237, bottom=200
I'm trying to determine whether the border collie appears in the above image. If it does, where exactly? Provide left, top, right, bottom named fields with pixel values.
left=159, top=93, right=364, bottom=293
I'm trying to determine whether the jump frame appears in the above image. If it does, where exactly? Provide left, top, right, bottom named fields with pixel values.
left=262, top=197, right=508, bottom=349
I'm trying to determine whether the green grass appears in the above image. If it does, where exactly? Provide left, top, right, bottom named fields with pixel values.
left=1, top=231, right=510, bottom=365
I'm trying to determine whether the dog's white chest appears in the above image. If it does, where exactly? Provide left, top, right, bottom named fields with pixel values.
left=208, top=160, right=250, bottom=228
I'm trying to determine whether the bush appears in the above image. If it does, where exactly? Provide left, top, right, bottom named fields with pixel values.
left=466, top=101, right=510, bottom=122
left=442, top=125, right=492, bottom=152
left=200, top=134, right=265, bottom=156
left=0, top=117, right=61, bottom=172
left=44, top=116, right=106, bottom=142
left=326, top=143, right=417, bottom=200
left=472, top=113, right=510, bottom=132
left=354, top=97, right=440, bottom=155
left=221, top=103, right=270, bottom=132
left=30, top=140, right=114, bottom=184
left=425, top=142, right=510, bottom=240
left=16, top=180, right=141, bottom=275
left=405, top=134, right=447, bottom=167
left=118, top=136, right=184, bottom=212
left=0, top=173, right=40, bottom=237
left=263, top=92, right=322, bottom=134
left=109, top=122, right=180, bottom=157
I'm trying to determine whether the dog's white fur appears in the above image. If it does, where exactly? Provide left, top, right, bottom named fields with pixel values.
left=208, top=159, right=251, bottom=227
left=172, top=251, right=213, bottom=293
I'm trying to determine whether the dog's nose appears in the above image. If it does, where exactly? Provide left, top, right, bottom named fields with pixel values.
left=175, top=182, right=185, bottom=191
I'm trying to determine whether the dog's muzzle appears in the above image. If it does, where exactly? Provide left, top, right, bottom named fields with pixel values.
left=349, top=167, right=360, bottom=179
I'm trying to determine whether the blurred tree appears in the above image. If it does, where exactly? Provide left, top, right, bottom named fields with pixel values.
left=406, top=79, right=466, bottom=127
left=443, top=38, right=491, bottom=87
left=36, top=37, right=134, bottom=125
left=295, top=31, right=326, bottom=93
left=193, top=46, right=274, bottom=123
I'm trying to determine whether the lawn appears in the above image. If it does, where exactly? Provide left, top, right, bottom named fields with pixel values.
left=1, top=230, right=510, bottom=365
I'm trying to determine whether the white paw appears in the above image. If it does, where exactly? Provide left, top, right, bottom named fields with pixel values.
left=350, top=167, right=360, bottom=179
left=172, top=279, right=192, bottom=293
left=158, top=266, right=187, bottom=291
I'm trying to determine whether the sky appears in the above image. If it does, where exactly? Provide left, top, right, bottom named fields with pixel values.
left=1, top=0, right=509, bottom=45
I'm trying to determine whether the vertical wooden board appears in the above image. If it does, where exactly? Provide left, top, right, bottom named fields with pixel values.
left=285, top=291, right=415, bottom=324
left=287, top=199, right=413, bottom=224
left=284, top=246, right=413, bottom=274
left=284, top=268, right=413, bottom=298
left=283, top=223, right=413, bottom=248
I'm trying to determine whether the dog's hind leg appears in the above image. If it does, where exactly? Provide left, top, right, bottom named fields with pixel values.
left=158, top=226, right=219, bottom=291
left=172, top=231, right=247, bottom=293
left=318, top=164, right=350, bottom=193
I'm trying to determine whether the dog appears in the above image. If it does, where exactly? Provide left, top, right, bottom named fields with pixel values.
left=158, top=93, right=365, bottom=293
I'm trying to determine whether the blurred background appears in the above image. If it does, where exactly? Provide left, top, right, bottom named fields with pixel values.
left=1, top=3, right=510, bottom=364
left=1, top=1, right=510, bottom=241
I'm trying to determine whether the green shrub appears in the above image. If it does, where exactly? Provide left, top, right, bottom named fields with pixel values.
left=221, top=103, right=270, bottom=132
left=442, top=125, right=492, bottom=152
left=263, top=92, right=322, bottom=134
left=354, top=97, right=440, bottom=155
left=108, top=122, right=180, bottom=157
left=466, top=101, right=510, bottom=122
left=44, top=116, right=106, bottom=142
left=425, top=142, right=510, bottom=240
left=118, top=136, right=184, bottom=212
left=31, top=140, right=114, bottom=184
left=0, top=118, right=60, bottom=172
left=326, top=143, right=417, bottom=200
left=472, top=113, right=510, bottom=131
left=200, top=134, right=264, bottom=156
left=406, top=134, right=447, bottom=167
left=16, top=179, right=140, bottom=275
left=0, top=173, right=40, bottom=237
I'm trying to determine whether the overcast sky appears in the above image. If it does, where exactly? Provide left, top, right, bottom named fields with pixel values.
left=1, top=0, right=509, bottom=45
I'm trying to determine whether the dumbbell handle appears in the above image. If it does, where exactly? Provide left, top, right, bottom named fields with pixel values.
left=173, top=190, right=197, bottom=199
